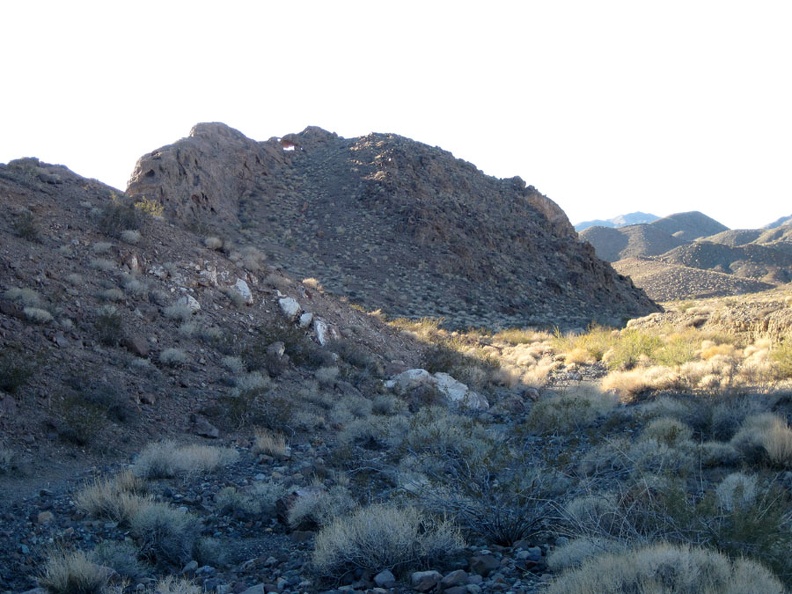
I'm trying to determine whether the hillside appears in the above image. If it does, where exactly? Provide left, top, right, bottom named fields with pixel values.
left=126, top=123, right=659, bottom=330
left=4, top=156, right=792, bottom=593
left=581, top=210, right=792, bottom=300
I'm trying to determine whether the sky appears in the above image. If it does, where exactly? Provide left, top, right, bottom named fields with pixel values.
left=2, top=1, right=790, bottom=229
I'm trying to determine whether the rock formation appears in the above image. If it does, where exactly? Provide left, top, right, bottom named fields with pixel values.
left=128, top=123, right=660, bottom=329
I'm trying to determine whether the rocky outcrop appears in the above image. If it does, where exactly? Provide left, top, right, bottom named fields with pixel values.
left=128, top=123, right=660, bottom=329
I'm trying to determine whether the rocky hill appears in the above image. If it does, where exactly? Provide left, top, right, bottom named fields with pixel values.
left=581, top=210, right=792, bottom=301
left=127, top=123, right=659, bottom=330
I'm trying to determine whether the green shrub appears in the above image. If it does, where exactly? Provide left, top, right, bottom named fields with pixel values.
left=94, top=305, right=124, bottom=346
left=312, top=503, right=463, bottom=576
left=91, top=540, right=149, bottom=580
left=526, top=387, right=619, bottom=435
left=603, top=329, right=663, bottom=371
left=159, top=348, right=188, bottom=366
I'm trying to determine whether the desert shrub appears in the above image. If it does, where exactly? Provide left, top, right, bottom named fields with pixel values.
left=602, top=329, right=663, bottom=371
left=97, top=288, right=125, bottom=302
left=220, top=355, right=247, bottom=375
left=133, top=440, right=239, bottom=478
left=730, top=412, right=783, bottom=463
left=89, top=257, right=116, bottom=272
left=12, top=210, right=41, bottom=242
left=120, top=229, right=141, bottom=244
left=214, top=481, right=286, bottom=519
left=159, top=348, right=188, bottom=366
left=75, top=471, right=150, bottom=524
left=0, top=348, right=33, bottom=394
left=287, top=484, right=357, bottom=530
left=526, top=387, right=619, bottom=434
left=4, top=286, right=43, bottom=308
left=39, top=548, right=113, bottom=594
left=312, top=503, right=463, bottom=576
left=121, top=275, right=147, bottom=296
left=98, top=196, right=144, bottom=237
left=91, top=540, right=150, bottom=580
left=600, top=365, right=683, bottom=399
left=130, top=501, right=198, bottom=567
left=653, top=331, right=701, bottom=367
left=715, top=472, right=758, bottom=512
left=252, top=427, right=289, bottom=458
left=545, top=543, right=785, bottom=594
left=163, top=304, right=193, bottom=322
left=771, top=340, right=792, bottom=380
left=133, top=197, right=164, bottom=218
left=553, top=324, right=618, bottom=363
left=762, top=418, right=792, bottom=468
left=546, top=536, right=628, bottom=572
left=94, top=305, right=123, bottom=347
left=640, top=417, right=694, bottom=447
left=24, top=306, right=53, bottom=324
left=204, top=236, right=223, bottom=250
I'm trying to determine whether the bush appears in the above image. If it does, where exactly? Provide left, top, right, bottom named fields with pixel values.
left=603, top=329, right=663, bottom=371
left=526, top=387, right=619, bottom=434
left=312, top=504, right=463, bottom=576
left=39, top=548, right=113, bottom=594
left=91, top=540, right=149, bottom=580
left=95, top=305, right=124, bottom=346
left=0, top=348, right=33, bottom=394
left=98, top=196, right=144, bottom=237
left=23, top=306, right=53, bottom=324
left=133, top=440, right=239, bottom=478
left=130, top=501, right=198, bottom=568
left=12, top=210, right=41, bottom=242
left=74, top=471, right=150, bottom=524
left=159, top=348, right=188, bottom=367
left=545, top=543, right=785, bottom=594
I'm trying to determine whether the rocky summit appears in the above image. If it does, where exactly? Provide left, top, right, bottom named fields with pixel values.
left=128, top=123, right=659, bottom=329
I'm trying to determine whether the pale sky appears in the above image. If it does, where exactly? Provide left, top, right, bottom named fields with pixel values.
left=2, top=1, right=790, bottom=229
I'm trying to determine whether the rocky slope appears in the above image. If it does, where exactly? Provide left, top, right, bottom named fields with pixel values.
left=127, top=123, right=659, bottom=330
left=581, top=211, right=792, bottom=301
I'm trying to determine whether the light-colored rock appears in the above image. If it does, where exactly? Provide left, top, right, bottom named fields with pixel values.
left=313, top=318, right=329, bottom=345
left=411, top=570, right=442, bottom=592
left=374, top=569, right=396, bottom=588
left=389, top=369, right=489, bottom=410
left=233, top=278, right=254, bottom=305
left=279, top=296, right=301, bottom=319
left=177, top=294, right=201, bottom=313
left=435, top=372, right=489, bottom=411
left=298, top=311, right=314, bottom=328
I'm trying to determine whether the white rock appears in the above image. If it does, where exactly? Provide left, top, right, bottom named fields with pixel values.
left=234, top=278, right=254, bottom=305
left=313, top=318, right=329, bottom=345
left=434, top=372, right=489, bottom=410
left=278, top=297, right=301, bottom=319
left=177, top=294, right=201, bottom=313
left=298, top=312, right=314, bottom=328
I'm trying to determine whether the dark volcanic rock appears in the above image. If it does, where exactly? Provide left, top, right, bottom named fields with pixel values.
left=128, top=123, right=659, bottom=329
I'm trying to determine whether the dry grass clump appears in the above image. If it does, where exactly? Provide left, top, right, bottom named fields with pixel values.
left=287, top=484, right=357, bottom=530
left=4, top=286, right=43, bottom=308
left=601, top=365, right=682, bottom=399
left=545, top=542, right=785, bottom=594
left=23, top=306, right=54, bottom=324
left=546, top=536, right=628, bottom=572
left=75, top=470, right=150, bottom=524
left=762, top=418, right=792, bottom=468
left=312, top=503, right=463, bottom=576
left=133, top=440, right=239, bottom=478
left=39, top=548, right=113, bottom=594
left=715, top=472, right=758, bottom=512
left=252, top=427, right=289, bottom=458
left=159, top=348, right=188, bottom=367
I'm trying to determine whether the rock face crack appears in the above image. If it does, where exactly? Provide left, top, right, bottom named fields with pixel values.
left=128, top=123, right=660, bottom=329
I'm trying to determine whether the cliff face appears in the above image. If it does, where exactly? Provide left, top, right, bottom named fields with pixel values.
left=128, top=123, right=660, bottom=329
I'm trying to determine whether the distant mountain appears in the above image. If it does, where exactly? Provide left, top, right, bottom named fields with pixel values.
left=575, top=211, right=659, bottom=231
left=581, top=210, right=792, bottom=300
left=765, top=214, right=792, bottom=229
left=650, top=211, right=729, bottom=242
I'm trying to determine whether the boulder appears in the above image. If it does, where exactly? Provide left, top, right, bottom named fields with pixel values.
left=279, top=297, right=301, bottom=319
left=233, top=278, right=254, bottom=305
